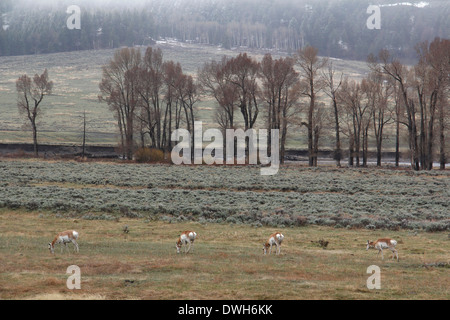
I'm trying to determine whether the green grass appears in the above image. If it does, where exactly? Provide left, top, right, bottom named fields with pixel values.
left=0, top=210, right=448, bottom=300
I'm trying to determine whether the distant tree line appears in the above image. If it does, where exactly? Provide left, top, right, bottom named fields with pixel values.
left=92, top=38, right=449, bottom=170
left=15, top=38, right=449, bottom=170
left=0, top=7, right=155, bottom=56
left=1, top=0, right=449, bottom=60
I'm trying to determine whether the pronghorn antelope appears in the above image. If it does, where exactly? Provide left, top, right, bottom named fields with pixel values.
left=48, top=230, right=79, bottom=254
left=366, top=238, right=399, bottom=261
left=263, top=232, right=284, bottom=255
left=176, top=231, right=197, bottom=254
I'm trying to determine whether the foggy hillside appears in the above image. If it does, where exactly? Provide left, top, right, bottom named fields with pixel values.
left=0, top=0, right=448, bottom=60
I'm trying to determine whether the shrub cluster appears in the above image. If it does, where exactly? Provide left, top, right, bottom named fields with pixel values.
left=134, top=148, right=165, bottom=163
left=0, top=160, right=449, bottom=231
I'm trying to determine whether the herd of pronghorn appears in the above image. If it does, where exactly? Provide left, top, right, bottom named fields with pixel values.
left=48, top=229, right=400, bottom=261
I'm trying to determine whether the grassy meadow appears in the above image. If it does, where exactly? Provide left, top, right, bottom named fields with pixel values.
left=0, top=159, right=448, bottom=300
left=0, top=44, right=448, bottom=300
left=0, top=210, right=448, bottom=300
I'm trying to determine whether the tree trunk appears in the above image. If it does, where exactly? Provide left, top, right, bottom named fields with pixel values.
left=426, top=113, right=435, bottom=170
left=117, top=110, right=125, bottom=159
left=395, top=112, right=400, bottom=167
left=348, top=134, right=354, bottom=166
left=418, top=96, right=426, bottom=170
left=439, top=101, right=446, bottom=170
left=332, top=96, right=341, bottom=167
left=313, top=124, right=319, bottom=167
left=32, top=122, right=38, bottom=158
left=308, top=96, right=315, bottom=167
left=362, top=126, right=369, bottom=167
left=82, top=111, right=86, bottom=158
left=407, top=99, right=420, bottom=171
left=126, top=114, right=134, bottom=160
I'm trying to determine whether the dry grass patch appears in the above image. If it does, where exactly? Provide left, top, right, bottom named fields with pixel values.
left=0, top=210, right=449, bottom=300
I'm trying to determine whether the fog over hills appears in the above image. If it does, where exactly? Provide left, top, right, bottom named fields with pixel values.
left=0, top=0, right=448, bottom=60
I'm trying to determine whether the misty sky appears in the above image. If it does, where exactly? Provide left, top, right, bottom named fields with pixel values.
left=6, top=0, right=437, bottom=9
left=1, top=0, right=441, bottom=17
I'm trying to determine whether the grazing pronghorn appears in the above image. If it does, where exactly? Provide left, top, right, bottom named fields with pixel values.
left=366, top=238, right=399, bottom=262
left=176, top=231, right=197, bottom=254
left=263, top=232, right=284, bottom=255
left=48, top=230, right=79, bottom=254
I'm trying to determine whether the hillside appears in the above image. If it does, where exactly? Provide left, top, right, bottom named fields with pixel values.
left=0, top=0, right=448, bottom=60
left=0, top=43, right=371, bottom=149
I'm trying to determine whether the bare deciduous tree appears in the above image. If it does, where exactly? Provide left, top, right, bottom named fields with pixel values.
left=16, top=69, right=53, bottom=157
left=99, top=47, right=141, bottom=160
left=361, top=73, right=393, bottom=166
left=174, top=71, right=200, bottom=161
left=370, top=38, right=449, bottom=170
left=199, top=57, right=237, bottom=131
left=260, top=53, right=300, bottom=163
left=339, top=78, right=372, bottom=167
left=415, top=37, right=450, bottom=170
left=371, top=50, right=420, bottom=170
left=322, top=62, right=343, bottom=167
left=295, top=46, right=328, bottom=167
left=199, top=54, right=261, bottom=161
left=137, top=47, right=164, bottom=150
left=226, top=53, right=260, bottom=131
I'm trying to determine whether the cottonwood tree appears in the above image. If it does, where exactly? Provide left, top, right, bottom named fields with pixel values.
left=339, top=78, right=372, bottom=167
left=392, top=81, right=403, bottom=167
left=179, top=74, right=200, bottom=161
left=161, top=62, right=195, bottom=151
left=413, top=55, right=436, bottom=170
left=136, top=47, right=164, bottom=150
left=162, top=60, right=182, bottom=151
left=260, top=54, right=300, bottom=163
left=295, top=46, right=328, bottom=167
left=371, top=50, right=420, bottom=170
left=361, top=72, right=393, bottom=166
left=199, top=56, right=238, bottom=131
left=226, top=53, right=260, bottom=131
left=198, top=56, right=239, bottom=161
left=415, top=38, right=450, bottom=170
left=99, top=47, right=141, bottom=160
left=121, top=47, right=200, bottom=156
left=322, top=62, right=343, bottom=167
left=16, top=69, right=53, bottom=157
left=171, top=64, right=200, bottom=161
left=438, top=88, right=449, bottom=169
left=371, top=38, right=449, bottom=170
left=338, top=79, right=360, bottom=166
left=199, top=53, right=261, bottom=161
